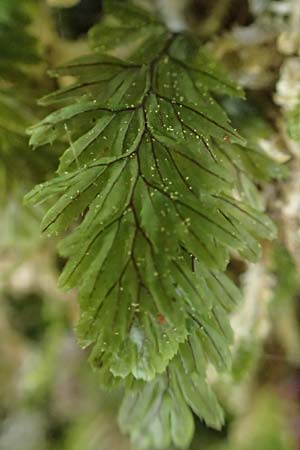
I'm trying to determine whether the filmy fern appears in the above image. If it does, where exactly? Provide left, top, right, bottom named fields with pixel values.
left=26, top=1, right=282, bottom=448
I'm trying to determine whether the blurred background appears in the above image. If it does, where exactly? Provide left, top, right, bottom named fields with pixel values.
left=0, top=1, right=300, bottom=449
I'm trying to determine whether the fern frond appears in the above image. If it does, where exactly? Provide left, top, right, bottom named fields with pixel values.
left=25, top=1, right=282, bottom=447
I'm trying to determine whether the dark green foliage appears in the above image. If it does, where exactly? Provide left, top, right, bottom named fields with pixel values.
left=0, top=0, right=38, bottom=172
left=0, top=0, right=56, bottom=248
left=0, top=0, right=38, bottom=80
left=25, top=1, right=283, bottom=448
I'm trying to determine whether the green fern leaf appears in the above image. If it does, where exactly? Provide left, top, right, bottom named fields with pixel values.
left=25, top=1, right=281, bottom=447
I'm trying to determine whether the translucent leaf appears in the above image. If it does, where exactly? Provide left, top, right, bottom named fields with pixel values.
left=119, top=336, right=224, bottom=449
left=89, top=0, right=169, bottom=64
